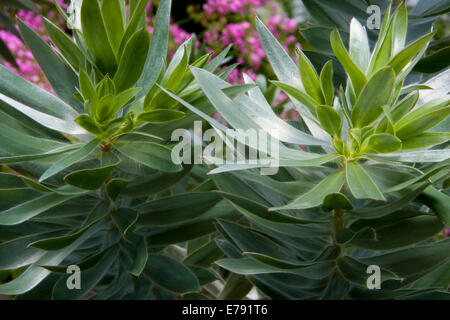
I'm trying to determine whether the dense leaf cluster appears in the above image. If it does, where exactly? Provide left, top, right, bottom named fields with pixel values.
left=0, top=0, right=448, bottom=300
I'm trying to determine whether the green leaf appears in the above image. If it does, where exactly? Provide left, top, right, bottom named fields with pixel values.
left=117, top=0, right=148, bottom=56
left=244, top=252, right=313, bottom=269
left=369, top=150, right=450, bottom=163
left=39, top=139, right=101, bottom=182
left=362, top=133, right=402, bottom=153
left=114, top=140, right=182, bottom=173
left=0, top=193, right=77, bottom=226
left=218, top=192, right=319, bottom=224
left=205, top=45, right=231, bottom=72
left=391, top=1, right=408, bottom=56
left=29, top=218, right=107, bottom=251
left=17, top=19, right=81, bottom=112
left=360, top=240, right=450, bottom=277
left=96, top=75, right=116, bottom=98
left=78, top=69, right=97, bottom=107
left=114, top=29, right=150, bottom=93
left=321, top=273, right=350, bottom=300
left=0, top=231, right=63, bottom=270
left=402, top=133, right=450, bottom=150
left=395, top=98, right=450, bottom=139
left=366, top=2, right=392, bottom=74
left=188, top=266, right=216, bottom=287
left=319, top=60, right=334, bottom=106
left=216, top=257, right=281, bottom=275
left=349, top=18, right=370, bottom=72
left=137, top=192, right=222, bottom=226
left=271, top=80, right=318, bottom=115
left=106, top=179, right=129, bottom=201
left=161, top=45, right=188, bottom=91
left=296, top=48, right=323, bottom=103
left=52, top=247, right=118, bottom=300
left=217, top=219, right=295, bottom=261
left=112, top=88, right=141, bottom=112
left=111, top=208, right=139, bottom=236
left=349, top=216, right=443, bottom=250
left=330, top=28, right=367, bottom=96
left=64, top=160, right=118, bottom=190
left=316, top=105, right=342, bottom=136
left=255, top=16, right=329, bottom=143
left=0, top=65, right=79, bottom=121
left=0, top=222, right=102, bottom=295
left=350, top=182, right=429, bottom=219
left=137, top=0, right=171, bottom=98
left=101, top=0, right=125, bottom=54
left=185, top=244, right=223, bottom=269
left=208, top=153, right=341, bottom=175
left=43, top=18, right=84, bottom=72
left=418, top=187, right=450, bottom=227
left=411, top=260, right=450, bottom=289
left=414, top=47, right=450, bottom=74
left=400, top=84, right=432, bottom=96
left=137, top=109, right=185, bottom=123
left=0, top=121, right=66, bottom=155
left=389, top=32, right=435, bottom=74
left=145, top=254, right=200, bottom=294
left=351, top=67, right=395, bottom=127
left=392, top=92, right=419, bottom=123
left=322, top=193, right=353, bottom=211
left=129, top=236, right=148, bottom=277
left=0, top=144, right=82, bottom=165
left=0, top=93, right=84, bottom=135
left=95, top=94, right=115, bottom=122
left=337, top=256, right=398, bottom=287
left=80, top=0, right=117, bottom=75
left=190, top=67, right=327, bottom=146
left=218, top=274, right=252, bottom=300
left=271, top=171, right=346, bottom=210
left=74, top=114, right=102, bottom=135
left=346, top=162, right=385, bottom=201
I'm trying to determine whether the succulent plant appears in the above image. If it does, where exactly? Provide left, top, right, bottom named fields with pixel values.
left=0, top=0, right=247, bottom=299
left=168, top=2, right=450, bottom=299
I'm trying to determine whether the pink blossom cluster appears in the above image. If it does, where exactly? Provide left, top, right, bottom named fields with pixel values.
left=202, top=1, right=300, bottom=88
left=207, top=21, right=266, bottom=70
left=203, top=0, right=270, bottom=15
left=1, top=11, right=50, bottom=91
left=0, top=0, right=67, bottom=91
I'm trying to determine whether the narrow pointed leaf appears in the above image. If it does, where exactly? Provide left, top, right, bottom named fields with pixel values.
left=18, top=19, right=81, bottom=112
left=137, top=109, right=185, bottom=123
left=145, top=254, right=200, bottom=294
left=320, top=60, right=334, bottom=106
left=330, top=28, right=367, bottom=96
left=346, top=162, right=385, bottom=201
left=271, top=171, right=345, bottom=210
left=39, top=139, right=101, bottom=182
left=80, top=0, right=117, bottom=75
left=389, top=32, right=436, bottom=74
left=351, top=67, right=395, bottom=127
left=130, top=236, right=148, bottom=277
left=114, top=141, right=182, bottom=173
left=137, top=0, right=171, bottom=98
left=0, top=193, right=77, bottom=226
left=316, top=105, right=342, bottom=136
left=114, top=29, right=150, bottom=92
